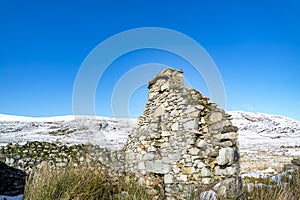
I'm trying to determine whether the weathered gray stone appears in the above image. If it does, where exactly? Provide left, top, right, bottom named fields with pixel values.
left=210, top=120, right=231, bottom=131
left=178, top=174, right=187, bottom=182
left=189, top=111, right=200, bottom=118
left=148, top=92, right=157, bottom=100
left=56, top=162, right=67, bottom=167
left=138, top=162, right=145, bottom=170
left=182, top=166, right=195, bottom=174
left=168, top=153, right=181, bottom=161
left=213, top=178, right=241, bottom=198
left=183, top=119, right=198, bottom=130
left=170, top=110, right=179, bottom=117
left=143, top=153, right=155, bottom=160
left=215, top=166, right=236, bottom=176
left=217, top=147, right=235, bottom=165
left=202, top=178, right=212, bottom=185
left=147, top=146, right=157, bottom=152
left=195, top=160, right=207, bottom=168
left=164, top=174, right=174, bottom=184
left=209, top=112, right=223, bottom=123
left=188, top=148, right=200, bottom=156
left=153, top=104, right=165, bottom=118
left=171, top=122, right=179, bottom=131
left=127, top=153, right=136, bottom=160
left=201, top=167, right=211, bottom=177
left=215, top=132, right=238, bottom=141
left=162, top=131, right=172, bottom=137
left=161, top=82, right=170, bottom=91
left=196, top=140, right=207, bottom=149
left=145, top=160, right=170, bottom=174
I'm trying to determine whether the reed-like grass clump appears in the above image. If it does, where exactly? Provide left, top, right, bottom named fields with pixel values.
left=240, top=169, right=300, bottom=200
left=24, top=160, right=300, bottom=200
left=24, top=161, right=153, bottom=200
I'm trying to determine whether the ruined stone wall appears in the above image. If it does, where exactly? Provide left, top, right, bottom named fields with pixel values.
left=122, top=68, right=241, bottom=199
left=0, top=141, right=126, bottom=196
left=0, top=142, right=111, bottom=172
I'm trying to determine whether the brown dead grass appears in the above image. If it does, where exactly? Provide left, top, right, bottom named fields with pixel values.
left=24, top=161, right=155, bottom=200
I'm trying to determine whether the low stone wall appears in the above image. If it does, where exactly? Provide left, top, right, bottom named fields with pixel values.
left=0, top=141, right=127, bottom=197
left=0, top=141, right=126, bottom=174
left=0, top=141, right=102, bottom=172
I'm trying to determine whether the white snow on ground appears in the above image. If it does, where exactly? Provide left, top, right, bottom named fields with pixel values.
left=229, top=111, right=300, bottom=176
left=241, top=167, right=277, bottom=179
left=0, top=115, right=136, bottom=150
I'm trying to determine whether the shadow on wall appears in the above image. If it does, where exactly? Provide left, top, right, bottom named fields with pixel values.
left=0, top=161, right=27, bottom=196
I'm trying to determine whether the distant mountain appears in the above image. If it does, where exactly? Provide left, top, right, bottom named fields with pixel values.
left=0, top=115, right=135, bottom=149
left=229, top=111, right=300, bottom=140
left=228, top=111, right=300, bottom=173
left=0, top=111, right=299, bottom=173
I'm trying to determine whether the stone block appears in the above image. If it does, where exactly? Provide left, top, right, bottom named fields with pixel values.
left=153, top=104, right=165, bottom=118
left=209, top=112, right=223, bottom=123
left=164, top=174, right=174, bottom=184
left=196, top=140, right=207, bottom=149
left=215, top=166, right=236, bottom=176
left=162, top=131, right=172, bottom=137
left=178, top=174, right=188, bottom=182
left=217, top=147, right=234, bottom=165
left=138, top=162, right=145, bottom=170
left=201, top=167, right=211, bottom=177
left=145, top=160, right=170, bottom=174
left=183, top=119, right=198, bottom=130
left=188, top=147, right=200, bottom=156
left=171, top=122, right=179, bottom=131
left=182, top=166, right=195, bottom=175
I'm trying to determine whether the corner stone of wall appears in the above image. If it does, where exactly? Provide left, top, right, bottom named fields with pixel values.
left=120, top=68, right=242, bottom=199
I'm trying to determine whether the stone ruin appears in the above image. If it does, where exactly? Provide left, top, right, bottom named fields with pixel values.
left=0, top=68, right=242, bottom=199
left=113, top=68, right=242, bottom=199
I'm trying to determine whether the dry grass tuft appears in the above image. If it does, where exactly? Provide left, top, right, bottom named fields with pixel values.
left=24, top=160, right=300, bottom=200
left=241, top=169, right=300, bottom=200
left=24, top=161, right=154, bottom=200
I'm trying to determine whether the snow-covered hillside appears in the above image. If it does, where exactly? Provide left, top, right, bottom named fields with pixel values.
left=229, top=111, right=300, bottom=173
left=0, top=111, right=299, bottom=173
left=0, top=114, right=136, bottom=150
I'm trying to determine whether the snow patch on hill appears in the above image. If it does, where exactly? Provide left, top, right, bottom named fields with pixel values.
left=0, top=115, right=136, bottom=150
left=229, top=111, right=300, bottom=174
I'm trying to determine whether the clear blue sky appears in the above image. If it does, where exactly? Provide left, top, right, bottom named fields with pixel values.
left=0, top=0, right=299, bottom=120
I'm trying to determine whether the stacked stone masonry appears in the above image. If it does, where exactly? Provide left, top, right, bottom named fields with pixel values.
left=122, top=68, right=242, bottom=199
left=0, top=68, right=242, bottom=199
